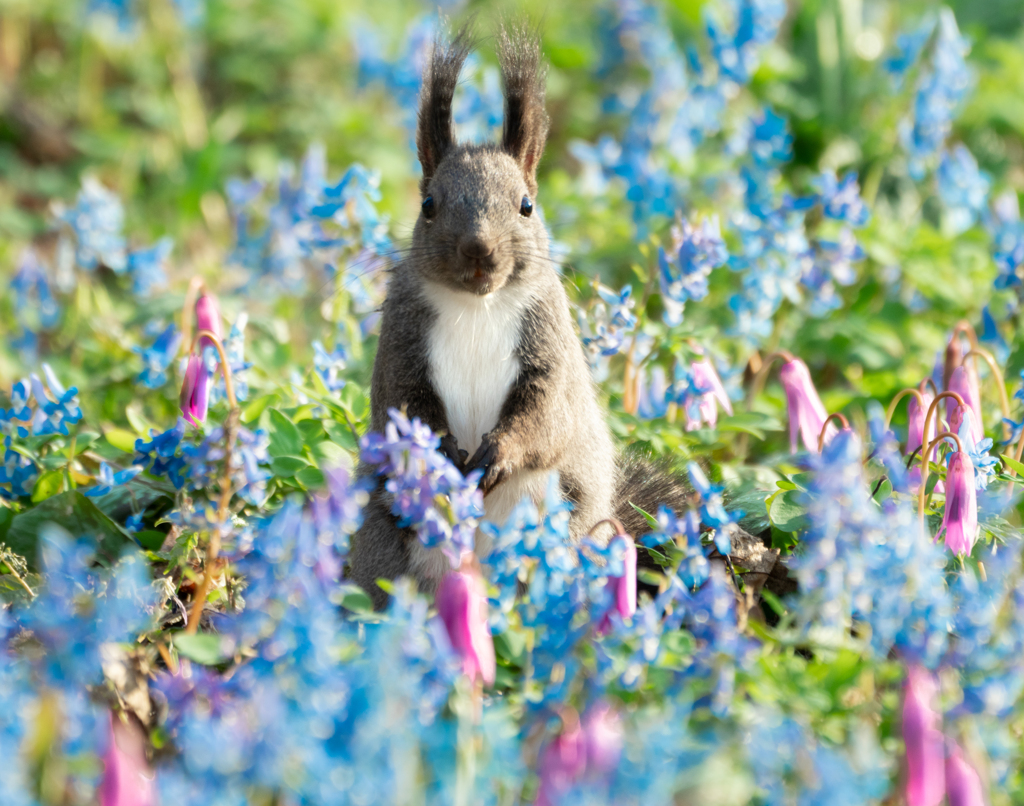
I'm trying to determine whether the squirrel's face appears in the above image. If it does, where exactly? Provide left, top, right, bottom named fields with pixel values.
left=412, top=147, right=549, bottom=296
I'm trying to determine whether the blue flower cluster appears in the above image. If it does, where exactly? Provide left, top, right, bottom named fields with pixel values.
left=361, top=409, right=484, bottom=563
left=658, top=216, right=728, bottom=327
left=578, top=284, right=639, bottom=378
left=226, top=145, right=390, bottom=293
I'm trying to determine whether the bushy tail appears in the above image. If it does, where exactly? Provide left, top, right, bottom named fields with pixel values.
left=613, top=451, right=692, bottom=537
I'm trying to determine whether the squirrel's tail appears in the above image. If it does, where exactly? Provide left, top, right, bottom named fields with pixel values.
left=613, top=451, right=691, bottom=535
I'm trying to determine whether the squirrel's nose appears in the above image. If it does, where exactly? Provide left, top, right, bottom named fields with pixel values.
left=458, top=237, right=494, bottom=261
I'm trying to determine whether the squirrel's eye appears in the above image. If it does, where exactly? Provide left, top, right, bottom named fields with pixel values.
left=422, top=196, right=436, bottom=220
left=520, top=195, right=534, bottom=217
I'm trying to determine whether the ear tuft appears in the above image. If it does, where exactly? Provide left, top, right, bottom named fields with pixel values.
left=417, top=24, right=474, bottom=195
left=497, top=21, right=549, bottom=197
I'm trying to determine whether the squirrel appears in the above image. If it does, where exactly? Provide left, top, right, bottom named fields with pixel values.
left=348, top=24, right=691, bottom=609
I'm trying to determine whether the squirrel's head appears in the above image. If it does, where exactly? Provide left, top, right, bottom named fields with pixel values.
left=410, top=24, right=551, bottom=297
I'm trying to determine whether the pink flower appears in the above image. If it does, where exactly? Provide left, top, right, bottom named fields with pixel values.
left=903, top=665, right=945, bottom=806
left=938, top=450, right=978, bottom=556
left=99, top=713, right=155, bottom=806
left=597, top=535, right=637, bottom=633
left=686, top=359, right=733, bottom=431
left=179, top=354, right=210, bottom=426
left=947, top=366, right=983, bottom=443
left=779, top=358, right=834, bottom=453
left=194, top=294, right=223, bottom=350
left=436, top=562, right=496, bottom=686
left=535, top=714, right=588, bottom=806
left=581, top=701, right=623, bottom=774
left=535, top=703, right=624, bottom=804
left=945, top=745, right=986, bottom=806
left=907, top=388, right=935, bottom=456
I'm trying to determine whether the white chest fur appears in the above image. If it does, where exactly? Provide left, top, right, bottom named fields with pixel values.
left=423, top=282, right=531, bottom=455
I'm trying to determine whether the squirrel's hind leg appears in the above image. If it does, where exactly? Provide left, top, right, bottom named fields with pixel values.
left=349, top=486, right=412, bottom=610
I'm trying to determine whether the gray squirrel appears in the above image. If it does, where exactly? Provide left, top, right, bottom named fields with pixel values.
left=348, top=24, right=691, bottom=609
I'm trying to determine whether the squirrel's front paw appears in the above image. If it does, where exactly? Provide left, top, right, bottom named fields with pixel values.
left=439, top=433, right=466, bottom=473
left=465, top=433, right=509, bottom=495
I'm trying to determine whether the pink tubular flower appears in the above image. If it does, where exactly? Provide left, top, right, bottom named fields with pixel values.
left=938, top=450, right=978, bottom=556
left=779, top=358, right=834, bottom=453
left=195, top=294, right=223, bottom=350
left=945, top=745, right=986, bottom=806
left=686, top=358, right=733, bottom=431
left=903, top=665, right=945, bottom=806
left=99, top=713, right=155, bottom=806
left=535, top=714, right=588, bottom=806
left=582, top=701, right=623, bottom=774
left=597, top=534, right=637, bottom=633
left=179, top=354, right=210, bottom=426
left=436, top=561, right=496, bottom=686
left=947, top=366, right=983, bottom=444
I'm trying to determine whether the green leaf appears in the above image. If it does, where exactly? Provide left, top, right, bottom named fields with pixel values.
left=268, top=409, right=303, bottom=457
left=312, top=440, right=352, bottom=468
left=768, top=490, right=809, bottom=534
left=32, top=470, right=66, bottom=502
left=1002, top=454, right=1024, bottom=477
left=493, top=630, right=527, bottom=666
left=716, top=411, right=783, bottom=439
left=270, top=456, right=309, bottom=477
left=7, top=492, right=132, bottom=569
left=628, top=501, right=660, bottom=530
left=105, top=428, right=139, bottom=453
left=134, top=530, right=167, bottom=551
left=174, top=633, right=230, bottom=666
left=295, top=466, right=325, bottom=489
left=340, top=586, right=374, bottom=614
left=241, top=394, right=275, bottom=424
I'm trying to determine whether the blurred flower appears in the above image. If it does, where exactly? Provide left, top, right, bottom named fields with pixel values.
left=435, top=560, right=496, bottom=686
left=56, top=176, right=127, bottom=273
left=99, top=713, right=156, bottom=806
left=658, top=216, right=728, bottom=326
left=988, top=190, right=1024, bottom=290
left=195, top=294, right=223, bottom=350
left=945, top=746, right=985, bottom=806
left=947, top=366, right=983, bottom=443
left=134, top=324, right=182, bottom=389
left=979, top=306, right=1009, bottom=365
left=0, top=436, right=38, bottom=500
left=312, top=340, right=347, bottom=392
left=84, top=463, right=142, bottom=498
left=938, top=450, right=978, bottom=556
left=29, top=365, right=83, bottom=437
left=636, top=364, right=669, bottom=420
left=902, top=665, right=946, bottom=806
left=126, top=238, right=173, bottom=297
left=815, top=170, right=870, bottom=227
left=779, top=358, right=834, bottom=453
left=938, top=146, right=991, bottom=234
left=535, top=714, right=588, bottom=806
left=598, top=534, right=637, bottom=632
left=686, top=357, right=734, bottom=430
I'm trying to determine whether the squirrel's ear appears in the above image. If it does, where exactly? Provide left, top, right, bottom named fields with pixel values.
left=417, top=26, right=473, bottom=195
left=498, top=22, right=549, bottom=197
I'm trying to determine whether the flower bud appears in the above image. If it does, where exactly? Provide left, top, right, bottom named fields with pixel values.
left=903, top=665, right=945, bottom=806
left=99, top=713, right=155, bottom=806
left=779, top=358, right=834, bottom=453
left=938, top=450, right=978, bottom=556
left=947, top=366, right=983, bottom=443
left=945, top=746, right=986, bottom=806
left=436, top=562, right=496, bottom=686
left=195, top=294, right=223, bottom=350
left=179, top=354, right=210, bottom=426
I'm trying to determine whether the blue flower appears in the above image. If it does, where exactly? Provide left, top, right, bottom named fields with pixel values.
left=126, top=236, right=173, bottom=296
left=57, top=176, right=127, bottom=273
left=83, top=462, right=142, bottom=498
left=814, top=170, right=870, bottom=227
left=659, top=215, right=728, bottom=326
left=28, top=365, right=83, bottom=437
left=134, top=418, right=188, bottom=488
left=0, top=436, right=38, bottom=500
left=938, top=145, right=991, bottom=233
left=134, top=323, right=183, bottom=389
left=312, top=340, right=348, bottom=393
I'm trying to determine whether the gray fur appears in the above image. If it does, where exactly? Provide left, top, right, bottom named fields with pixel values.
left=348, top=25, right=683, bottom=609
